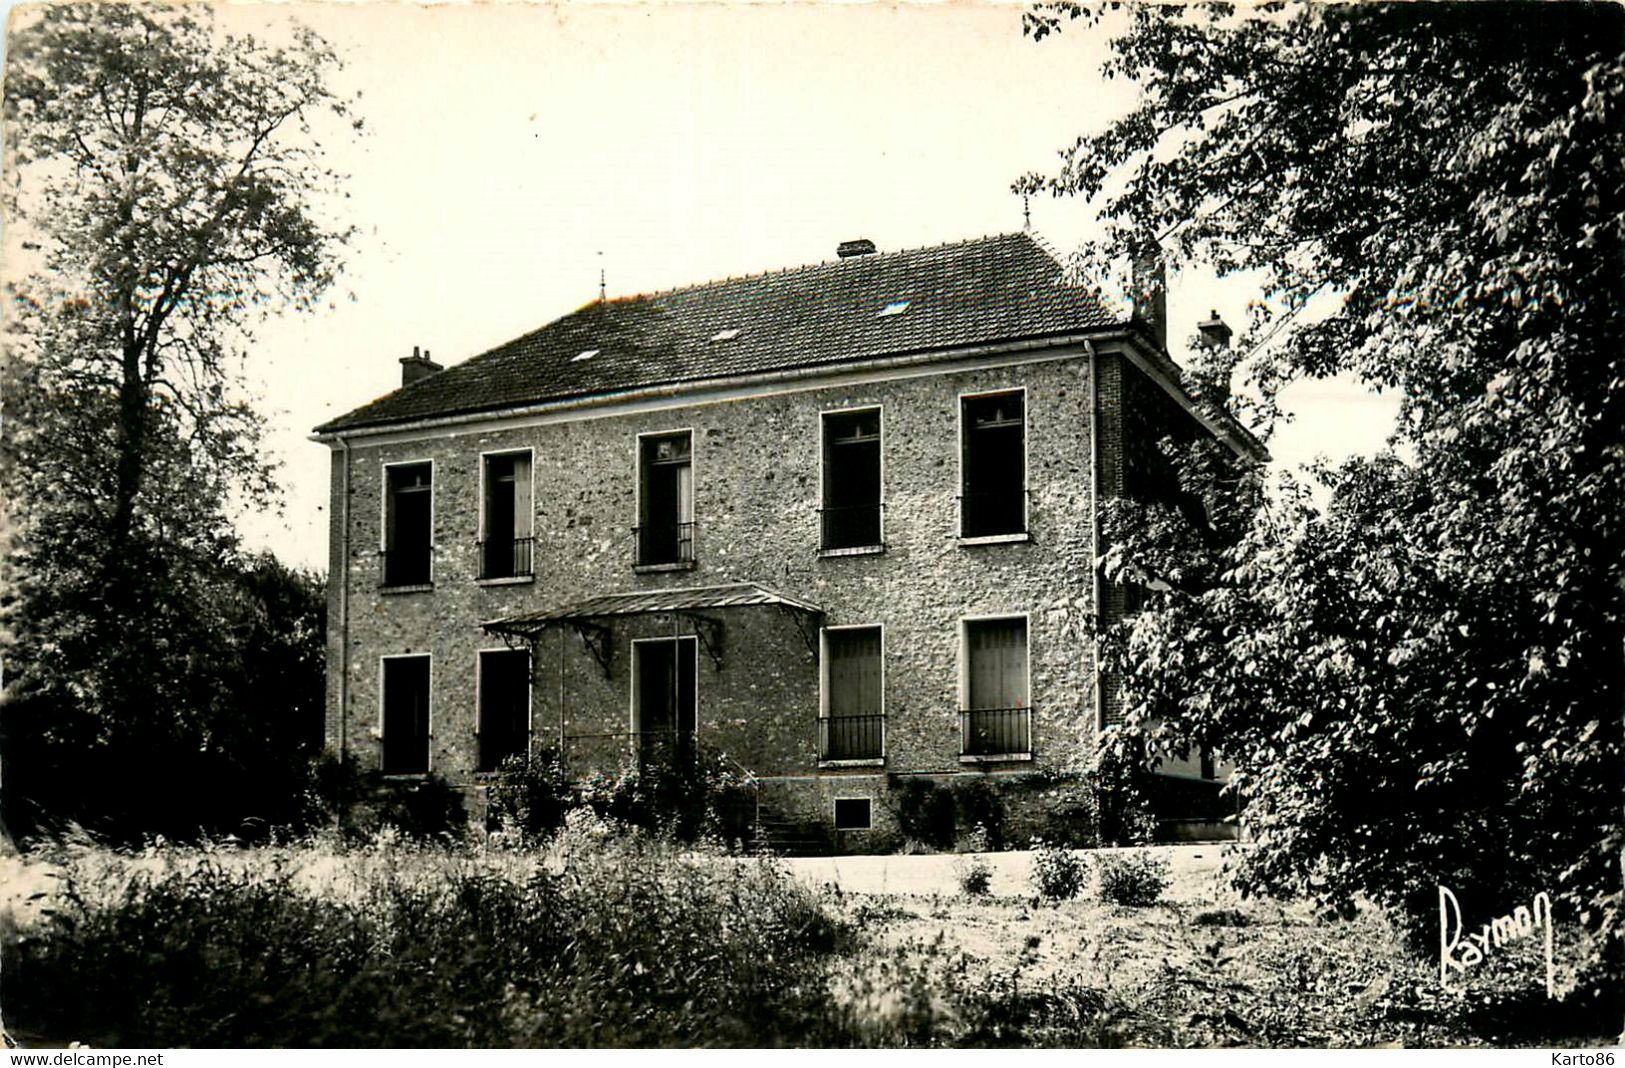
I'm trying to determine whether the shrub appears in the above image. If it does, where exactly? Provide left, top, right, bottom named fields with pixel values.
left=485, top=750, right=573, bottom=841
left=1093, top=850, right=1171, bottom=907
left=995, top=770, right=1101, bottom=850
left=891, top=778, right=956, bottom=851
left=949, top=779, right=1006, bottom=850
left=955, top=854, right=994, bottom=898
left=1028, top=840, right=1087, bottom=902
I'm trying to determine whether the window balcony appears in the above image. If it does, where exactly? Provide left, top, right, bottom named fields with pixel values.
left=819, top=502, right=884, bottom=555
left=478, top=535, right=535, bottom=581
left=634, top=521, right=696, bottom=570
left=379, top=546, right=432, bottom=590
left=818, top=713, right=885, bottom=763
left=960, top=706, right=1032, bottom=760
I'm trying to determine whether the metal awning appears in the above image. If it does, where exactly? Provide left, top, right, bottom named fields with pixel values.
left=481, top=581, right=824, bottom=676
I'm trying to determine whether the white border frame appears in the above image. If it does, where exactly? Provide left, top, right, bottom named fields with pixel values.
left=818, top=623, right=886, bottom=764
left=627, top=635, right=701, bottom=743
left=633, top=427, right=697, bottom=568
left=475, top=645, right=534, bottom=769
left=831, top=796, right=874, bottom=831
left=816, top=404, right=886, bottom=553
left=958, top=612, right=1033, bottom=758
left=955, top=385, right=1030, bottom=544
left=378, top=651, right=434, bottom=774
left=379, top=457, right=436, bottom=585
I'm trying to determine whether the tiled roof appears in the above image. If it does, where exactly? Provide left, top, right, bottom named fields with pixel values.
left=315, top=232, right=1122, bottom=434
left=482, top=581, right=822, bottom=637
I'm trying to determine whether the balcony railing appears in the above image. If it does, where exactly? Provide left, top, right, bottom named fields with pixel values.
left=634, top=521, right=696, bottom=567
left=479, top=535, right=535, bottom=580
left=819, top=713, right=885, bottom=761
left=958, top=488, right=1029, bottom=539
left=380, top=545, right=432, bottom=588
left=819, top=502, right=884, bottom=551
left=960, top=706, right=1032, bottom=757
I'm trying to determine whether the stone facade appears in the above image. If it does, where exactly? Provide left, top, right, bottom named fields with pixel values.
left=323, top=340, right=1210, bottom=835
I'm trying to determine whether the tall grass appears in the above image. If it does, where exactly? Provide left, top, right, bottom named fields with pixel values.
left=4, top=828, right=850, bottom=1047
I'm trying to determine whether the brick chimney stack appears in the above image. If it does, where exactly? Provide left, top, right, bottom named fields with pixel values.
left=1131, top=238, right=1168, bottom=351
left=400, top=345, right=442, bottom=387
left=1198, top=310, right=1233, bottom=349
left=837, top=238, right=877, bottom=259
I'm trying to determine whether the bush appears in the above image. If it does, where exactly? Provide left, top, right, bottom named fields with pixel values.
left=486, top=750, right=573, bottom=841
left=1092, top=850, right=1170, bottom=907
left=955, top=854, right=994, bottom=898
left=575, top=744, right=757, bottom=846
left=4, top=838, right=850, bottom=1047
left=949, top=779, right=1005, bottom=851
left=1028, top=840, right=1087, bottom=902
left=891, top=778, right=956, bottom=852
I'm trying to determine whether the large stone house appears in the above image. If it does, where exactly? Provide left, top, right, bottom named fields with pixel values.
left=313, top=232, right=1263, bottom=844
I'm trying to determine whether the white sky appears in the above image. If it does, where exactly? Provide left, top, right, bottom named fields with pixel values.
left=6, top=2, right=1399, bottom=572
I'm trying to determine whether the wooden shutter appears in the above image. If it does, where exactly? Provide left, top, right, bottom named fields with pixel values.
left=827, top=628, right=881, bottom=717
left=967, top=618, right=1027, bottom=710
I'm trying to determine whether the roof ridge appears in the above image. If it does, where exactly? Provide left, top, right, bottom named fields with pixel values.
left=617, top=230, right=1032, bottom=303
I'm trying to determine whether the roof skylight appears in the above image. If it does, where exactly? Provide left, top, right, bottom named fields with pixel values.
left=710, top=328, right=741, bottom=342
left=571, top=349, right=599, bottom=362
left=877, top=301, right=911, bottom=318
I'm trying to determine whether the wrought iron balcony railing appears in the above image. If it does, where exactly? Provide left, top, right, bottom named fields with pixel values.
left=634, top=521, right=696, bottom=567
left=379, top=545, right=432, bottom=588
left=479, top=535, right=535, bottom=580
left=819, top=502, right=884, bottom=551
left=957, top=488, right=1029, bottom=539
left=818, top=713, right=885, bottom=761
left=960, top=706, right=1032, bottom=757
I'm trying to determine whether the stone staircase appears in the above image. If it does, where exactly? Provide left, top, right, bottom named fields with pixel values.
left=751, top=801, right=833, bottom=857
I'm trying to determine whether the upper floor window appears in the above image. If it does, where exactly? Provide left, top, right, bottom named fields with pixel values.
left=381, top=654, right=431, bottom=774
left=960, top=391, right=1027, bottom=539
left=821, top=409, right=882, bottom=552
left=480, top=451, right=534, bottom=580
left=820, top=626, right=884, bottom=762
left=961, top=616, right=1031, bottom=757
left=637, top=432, right=694, bottom=568
left=382, top=462, right=433, bottom=588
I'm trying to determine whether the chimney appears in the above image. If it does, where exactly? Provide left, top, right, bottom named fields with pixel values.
left=1130, top=238, right=1167, bottom=351
left=399, top=345, right=442, bottom=387
left=837, top=238, right=877, bottom=259
left=1197, top=310, right=1233, bottom=349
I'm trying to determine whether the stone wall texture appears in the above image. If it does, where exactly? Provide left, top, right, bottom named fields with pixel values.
left=322, top=345, right=1205, bottom=828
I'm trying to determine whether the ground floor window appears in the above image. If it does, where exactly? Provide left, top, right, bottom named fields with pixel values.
left=961, top=616, right=1030, bottom=756
left=381, top=655, right=431, bottom=774
left=632, top=636, right=697, bottom=765
left=477, top=648, right=530, bottom=772
left=820, top=626, right=884, bottom=760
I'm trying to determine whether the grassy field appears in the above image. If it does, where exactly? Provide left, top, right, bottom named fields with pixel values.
left=0, top=834, right=1611, bottom=1048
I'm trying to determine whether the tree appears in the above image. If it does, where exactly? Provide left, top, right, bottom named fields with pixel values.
left=1, top=5, right=355, bottom=838
left=1026, top=2, right=1624, bottom=987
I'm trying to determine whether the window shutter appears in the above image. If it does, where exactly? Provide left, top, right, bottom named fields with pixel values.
left=513, top=453, right=533, bottom=539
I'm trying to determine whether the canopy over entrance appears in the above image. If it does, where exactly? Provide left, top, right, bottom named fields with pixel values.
left=481, top=581, right=824, bottom=676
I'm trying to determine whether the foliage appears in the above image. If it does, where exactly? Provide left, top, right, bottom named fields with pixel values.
left=890, top=778, right=958, bottom=852
left=955, top=854, right=994, bottom=898
left=1028, top=841, right=1088, bottom=903
left=0, top=4, right=355, bottom=842
left=1026, top=1, right=1625, bottom=983
left=3, top=838, right=849, bottom=1047
left=485, top=750, right=574, bottom=841
left=573, top=743, right=758, bottom=847
left=1092, top=850, right=1171, bottom=907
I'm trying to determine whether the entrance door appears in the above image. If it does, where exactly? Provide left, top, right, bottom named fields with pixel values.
left=632, top=637, right=697, bottom=765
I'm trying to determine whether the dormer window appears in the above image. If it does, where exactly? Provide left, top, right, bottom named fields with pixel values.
left=709, top=328, right=741, bottom=342
left=877, top=301, right=910, bottom=318
left=571, top=349, right=599, bottom=363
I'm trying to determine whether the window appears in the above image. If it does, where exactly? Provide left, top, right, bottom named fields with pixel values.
left=477, top=649, right=530, bottom=772
left=636, top=432, right=694, bottom=567
left=381, top=655, right=431, bottom=774
left=820, top=409, right=882, bottom=551
left=480, top=452, right=533, bottom=580
left=383, top=462, right=433, bottom=587
left=833, top=797, right=872, bottom=831
left=961, top=617, right=1031, bottom=757
left=632, top=637, right=698, bottom=766
left=820, top=626, right=883, bottom=761
left=960, top=391, right=1027, bottom=538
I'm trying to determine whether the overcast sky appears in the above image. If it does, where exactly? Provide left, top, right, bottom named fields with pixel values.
left=10, top=2, right=1400, bottom=572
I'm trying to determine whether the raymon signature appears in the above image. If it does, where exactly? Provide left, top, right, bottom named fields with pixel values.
left=1438, top=885, right=1555, bottom=997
